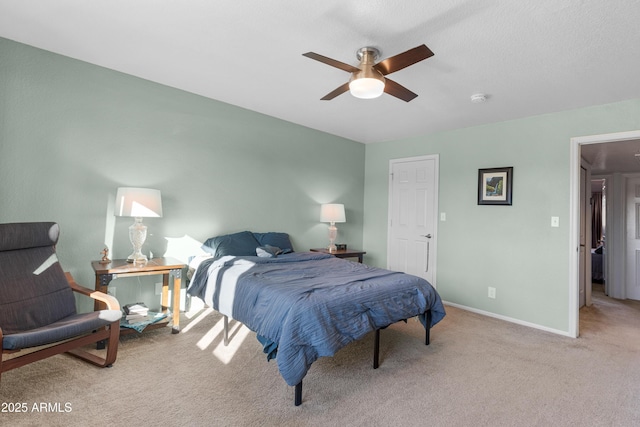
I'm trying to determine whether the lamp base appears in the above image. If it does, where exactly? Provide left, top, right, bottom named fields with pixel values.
left=126, top=253, right=148, bottom=264
left=327, top=223, right=338, bottom=253
left=127, top=217, right=148, bottom=265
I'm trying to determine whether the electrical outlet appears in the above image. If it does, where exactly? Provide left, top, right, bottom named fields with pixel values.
left=488, top=287, right=496, bottom=299
left=107, top=287, right=116, bottom=298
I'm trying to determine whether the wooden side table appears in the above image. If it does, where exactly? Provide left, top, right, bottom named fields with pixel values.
left=310, top=248, right=366, bottom=263
left=92, top=257, right=186, bottom=334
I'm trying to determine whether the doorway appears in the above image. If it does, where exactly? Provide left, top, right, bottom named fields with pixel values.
left=570, top=130, right=640, bottom=337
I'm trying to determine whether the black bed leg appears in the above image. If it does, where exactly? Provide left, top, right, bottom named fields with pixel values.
left=223, top=315, right=229, bottom=346
left=373, top=329, right=380, bottom=369
left=425, top=310, right=432, bottom=345
left=295, top=381, right=302, bottom=406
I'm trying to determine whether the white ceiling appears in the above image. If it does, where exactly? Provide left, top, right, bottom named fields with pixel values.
left=581, top=139, right=640, bottom=175
left=1, top=1, right=640, bottom=156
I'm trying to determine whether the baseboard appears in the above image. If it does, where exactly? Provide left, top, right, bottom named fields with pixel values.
left=442, top=301, right=575, bottom=338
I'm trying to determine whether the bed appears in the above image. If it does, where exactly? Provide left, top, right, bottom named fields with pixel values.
left=187, top=231, right=446, bottom=405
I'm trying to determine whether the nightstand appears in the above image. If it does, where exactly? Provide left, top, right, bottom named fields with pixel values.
left=91, top=257, right=186, bottom=335
left=310, top=248, right=366, bottom=263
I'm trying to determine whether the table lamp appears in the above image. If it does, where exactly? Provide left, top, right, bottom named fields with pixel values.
left=114, top=187, right=163, bottom=263
left=320, top=203, right=346, bottom=253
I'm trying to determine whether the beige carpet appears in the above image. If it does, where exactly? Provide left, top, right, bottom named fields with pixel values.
left=2, top=285, right=639, bottom=427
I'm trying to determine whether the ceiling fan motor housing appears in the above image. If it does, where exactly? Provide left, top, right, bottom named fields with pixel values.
left=356, top=47, right=380, bottom=62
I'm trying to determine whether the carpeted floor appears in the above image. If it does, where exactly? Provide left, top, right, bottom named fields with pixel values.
left=1, top=284, right=639, bottom=426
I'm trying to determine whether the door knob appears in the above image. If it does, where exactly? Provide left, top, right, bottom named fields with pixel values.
left=421, top=234, right=432, bottom=238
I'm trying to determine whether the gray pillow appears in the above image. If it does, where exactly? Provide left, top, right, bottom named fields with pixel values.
left=253, top=232, right=294, bottom=252
left=202, top=231, right=260, bottom=258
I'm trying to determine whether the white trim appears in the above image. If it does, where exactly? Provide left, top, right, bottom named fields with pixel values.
left=444, top=301, right=575, bottom=338
left=580, top=157, right=593, bottom=308
left=570, top=130, right=640, bottom=338
left=387, top=154, right=440, bottom=287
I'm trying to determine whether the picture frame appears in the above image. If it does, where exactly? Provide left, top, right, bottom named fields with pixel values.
left=478, top=167, right=513, bottom=205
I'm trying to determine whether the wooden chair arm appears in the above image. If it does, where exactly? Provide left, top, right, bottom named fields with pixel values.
left=65, top=272, right=120, bottom=311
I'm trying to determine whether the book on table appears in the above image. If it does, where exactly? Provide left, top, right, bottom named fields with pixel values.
left=125, top=313, right=148, bottom=322
left=120, top=311, right=169, bottom=330
left=123, top=302, right=149, bottom=316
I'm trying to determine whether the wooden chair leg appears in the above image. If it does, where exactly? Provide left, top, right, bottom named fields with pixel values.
left=66, top=323, right=119, bottom=367
left=3, top=323, right=119, bottom=378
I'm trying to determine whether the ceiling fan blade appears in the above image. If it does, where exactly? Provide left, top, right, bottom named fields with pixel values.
left=374, top=44, right=434, bottom=76
left=303, top=52, right=360, bottom=73
left=320, top=82, right=350, bottom=100
left=383, top=78, right=418, bottom=102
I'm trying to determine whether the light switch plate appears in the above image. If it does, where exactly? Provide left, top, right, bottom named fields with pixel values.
left=551, top=216, right=560, bottom=227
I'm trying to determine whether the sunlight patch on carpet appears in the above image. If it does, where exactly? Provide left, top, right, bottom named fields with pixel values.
left=190, top=313, right=251, bottom=364
left=213, top=322, right=251, bottom=364
left=181, top=307, right=214, bottom=333
left=195, top=315, right=226, bottom=350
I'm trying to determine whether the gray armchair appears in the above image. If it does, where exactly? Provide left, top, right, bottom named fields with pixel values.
left=0, top=222, right=121, bottom=380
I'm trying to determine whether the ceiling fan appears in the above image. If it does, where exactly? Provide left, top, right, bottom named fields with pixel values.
left=302, top=44, right=434, bottom=102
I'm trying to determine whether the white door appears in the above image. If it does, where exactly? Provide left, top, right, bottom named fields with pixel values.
left=387, top=155, right=439, bottom=286
left=625, top=176, right=640, bottom=300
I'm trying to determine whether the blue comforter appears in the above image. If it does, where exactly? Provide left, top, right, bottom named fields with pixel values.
left=187, top=252, right=445, bottom=386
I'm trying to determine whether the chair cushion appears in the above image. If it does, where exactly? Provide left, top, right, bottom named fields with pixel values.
left=0, top=222, right=59, bottom=252
left=2, top=310, right=122, bottom=351
left=0, top=222, right=77, bottom=334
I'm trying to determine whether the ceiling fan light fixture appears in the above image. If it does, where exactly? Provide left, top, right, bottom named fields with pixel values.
left=349, top=75, right=385, bottom=99
left=349, top=47, right=385, bottom=99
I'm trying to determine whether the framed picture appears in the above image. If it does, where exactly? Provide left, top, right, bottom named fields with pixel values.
left=478, top=167, right=513, bottom=205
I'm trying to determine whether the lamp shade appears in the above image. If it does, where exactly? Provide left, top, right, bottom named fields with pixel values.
left=320, top=204, right=346, bottom=223
left=115, top=187, right=163, bottom=218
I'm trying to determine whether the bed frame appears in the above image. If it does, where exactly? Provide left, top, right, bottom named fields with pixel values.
left=223, top=309, right=433, bottom=406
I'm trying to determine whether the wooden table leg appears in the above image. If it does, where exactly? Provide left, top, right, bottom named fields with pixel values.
left=161, top=272, right=169, bottom=313
left=172, top=269, right=181, bottom=333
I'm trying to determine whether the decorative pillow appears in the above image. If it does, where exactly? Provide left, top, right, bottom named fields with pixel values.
left=201, top=231, right=260, bottom=258
left=253, top=232, right=294, bottom=253
left=256, top=245, right=282, bottom=258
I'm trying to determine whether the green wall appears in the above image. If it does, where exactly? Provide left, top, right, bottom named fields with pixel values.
left=0, top=37, right=364, bottom=311
left=363, top=98, right=640, bottom=333
left=3, top=35, right=640, bottom=335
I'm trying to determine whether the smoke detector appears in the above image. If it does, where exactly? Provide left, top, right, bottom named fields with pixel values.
left=470, top=93, right=488, bottom=103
